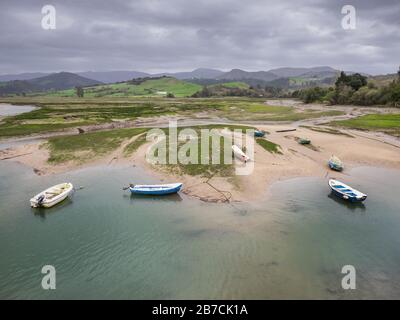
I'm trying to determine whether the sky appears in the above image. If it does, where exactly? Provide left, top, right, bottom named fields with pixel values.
left=0, top=0, right=399, bottom=75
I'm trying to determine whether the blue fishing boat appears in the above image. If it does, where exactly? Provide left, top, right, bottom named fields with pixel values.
left=254, top=130, right=266, bottom=137
left=328, top=155, right=344, bottom=171
left=328, top=179, right=367, bottom=202
left=129, top=183, right=183, bottom=195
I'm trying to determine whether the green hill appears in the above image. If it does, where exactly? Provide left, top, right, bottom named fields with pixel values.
left=46, top=77, right=202, bottom=98
left=210, top=81, right=249, bottom=89
left=0, top=72, right=102, bottom=96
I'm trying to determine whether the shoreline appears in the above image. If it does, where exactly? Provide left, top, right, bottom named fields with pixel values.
left=2, top=123, right=400, bottom=203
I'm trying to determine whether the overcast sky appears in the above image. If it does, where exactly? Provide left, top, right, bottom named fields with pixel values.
left=0, top=0, right=399, bottom=75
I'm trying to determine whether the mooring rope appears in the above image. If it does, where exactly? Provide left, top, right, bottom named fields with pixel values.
left=204, top=174, right=232, bottom=203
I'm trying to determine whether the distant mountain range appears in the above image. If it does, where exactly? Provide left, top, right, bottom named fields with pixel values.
left=0, top=66, right=341, bottom=83
left=0, top=72, right=50, bottom=82
left=0, top=72, right=102, bottom=95
left=77, top=71, right=149, bottom=83
left=0, top=66, right=367, bottom=96
left=154, top=68, right=224, bottom=80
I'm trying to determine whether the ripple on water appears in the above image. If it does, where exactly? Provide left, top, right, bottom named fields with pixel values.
left=1, top=164, right=400, bottom=298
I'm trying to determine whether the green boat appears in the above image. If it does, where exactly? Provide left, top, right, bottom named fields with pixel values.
left=298, top=138, right=311, bottom=145
left=328, top=155, right=344, bottom=171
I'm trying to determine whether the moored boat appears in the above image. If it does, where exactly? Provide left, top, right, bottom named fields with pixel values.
left=254, top=130, right=266, bottom=137
left=129, top=183, right=183, bottom=195
left=232, top=145, right=250, bottom=162
left=328, top=179, right=367, bottom=202
left=30, top=183, right=74, bottom=208
left=328, top=155, right=344, bottom=171
left=298, top=138, right=311, bottom=145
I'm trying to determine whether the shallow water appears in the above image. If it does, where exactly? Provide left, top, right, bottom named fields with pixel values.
left=0, top=103, right=37, bottom=116
left=0, top=162, right=399, bottom=299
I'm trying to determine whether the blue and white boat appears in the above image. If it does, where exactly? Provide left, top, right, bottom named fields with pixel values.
left=328, top=179, right=367, bottom=202
left=129, top=183, right=183, bottom=195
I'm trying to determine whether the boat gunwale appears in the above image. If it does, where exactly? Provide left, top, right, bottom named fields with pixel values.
left=328, top=179, right=367, bottom=200
left=30, top=182, right=74, bottom=207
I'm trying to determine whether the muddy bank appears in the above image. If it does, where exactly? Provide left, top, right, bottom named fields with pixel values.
left=2, top=124, right=400, bottom=203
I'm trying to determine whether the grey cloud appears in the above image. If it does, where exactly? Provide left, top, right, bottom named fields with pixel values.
left=0, top=0, right=399, bottom=75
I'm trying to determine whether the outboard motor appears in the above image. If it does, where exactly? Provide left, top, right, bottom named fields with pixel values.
left=37, top=195, right=45, bottom=206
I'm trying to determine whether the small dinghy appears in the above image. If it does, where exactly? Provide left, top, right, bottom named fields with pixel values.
left=298, top=138, right=311, bottom=145
left=129, top=183, right=183, bottom=195
left=30, top=183, right=74, bottom=208
left=328, top=155, right=344, bottom=171
left=254, top=130, right=266, bottom=137
left=328, top=179, right=367, bottom=202
left=232, top=145, right=250, bottom=162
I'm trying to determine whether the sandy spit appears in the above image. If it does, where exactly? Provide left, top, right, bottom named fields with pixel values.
left=1, top=124, right=400, bottom=203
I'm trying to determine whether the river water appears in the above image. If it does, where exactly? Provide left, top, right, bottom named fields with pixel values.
left=0, top=161, right=399, bottom=299
left=0, top=103, right=37, bottom=117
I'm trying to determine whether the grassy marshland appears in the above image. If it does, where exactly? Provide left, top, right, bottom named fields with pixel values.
left=0, top=96, right=345, bottom=138
left=46, top=127, right=148, bottom=163
left=255, top=138, right=282, bottom=154
left=330, top=114, right=400, bottom=137
left=123, top=133, right=148, bottom=156
left=151, top=124, right=255, bottom=177
left=45, top=124, right=283, bottom=178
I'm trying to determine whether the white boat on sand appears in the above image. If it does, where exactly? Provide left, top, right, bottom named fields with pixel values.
left=232, top=145, right=250, bottom=162
left=30, top=183, right=74, bottom=208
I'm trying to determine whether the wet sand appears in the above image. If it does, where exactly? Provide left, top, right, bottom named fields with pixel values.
left=2, top=123, right=400, bottom=203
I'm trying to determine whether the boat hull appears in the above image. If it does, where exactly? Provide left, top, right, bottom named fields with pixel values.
left=328, top=179, right=367, bottom=203
left=232, top=145, right=250, bottom=162
left=30, top=183, right=74, bottom=208
left=328, top=160, right=343, bottom=171
left=254, top=130, right=265, bottom=137
left=330, top=188, right=367, bottom=202
left=30, top=193, right=70, bottom=208
left=298, top=138, right=310, bottom=145
left=129, top=183, right=183, bottom=195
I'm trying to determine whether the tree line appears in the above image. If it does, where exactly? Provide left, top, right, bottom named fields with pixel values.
left=292, top=68, right=400, bottom=106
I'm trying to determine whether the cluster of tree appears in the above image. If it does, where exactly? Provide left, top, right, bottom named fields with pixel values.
left=75, top=86, right=84, bottom=97
left=291, top=87, right=332, bottom=103
left=192, top=84, right=284, bottom=98
left=292, top=69, right=400, bottom=107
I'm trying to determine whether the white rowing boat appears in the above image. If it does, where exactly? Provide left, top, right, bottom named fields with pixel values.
left=232, top=145, right=250, bottom=162
left=30, top=183, right=74, bottom=208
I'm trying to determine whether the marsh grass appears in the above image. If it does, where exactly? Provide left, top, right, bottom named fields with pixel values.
left=47, top=127, right=148, bottom=163
left=255, top=138, right=282, bottom=154
left=0, top=96, right=347, bottom=138
left=330, top=114, right=400, bottom=136
left=123, top=133, right=148, bottom=156
left=301, top=125, right=354, bottom=137
left=153, top=125, right=255, bottom=177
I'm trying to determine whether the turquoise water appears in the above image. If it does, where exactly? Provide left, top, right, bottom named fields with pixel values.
left=0, top=104, right=37, bottom=116
left=0, top=161, right=400, bottom=299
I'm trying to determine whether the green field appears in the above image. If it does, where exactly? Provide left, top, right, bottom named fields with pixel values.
left=46, top=127, right=148, bottom=163
left=0, top=96, right=346, bottom=138
left=210, top=82, right=250, bottom=89
left=45, top=124, right=256, bottom=177
left=331, top=114, right=400, bottom=137
left=255, top=138, right=282, bottom=154
left=45, top=77, right=202, bottom=98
